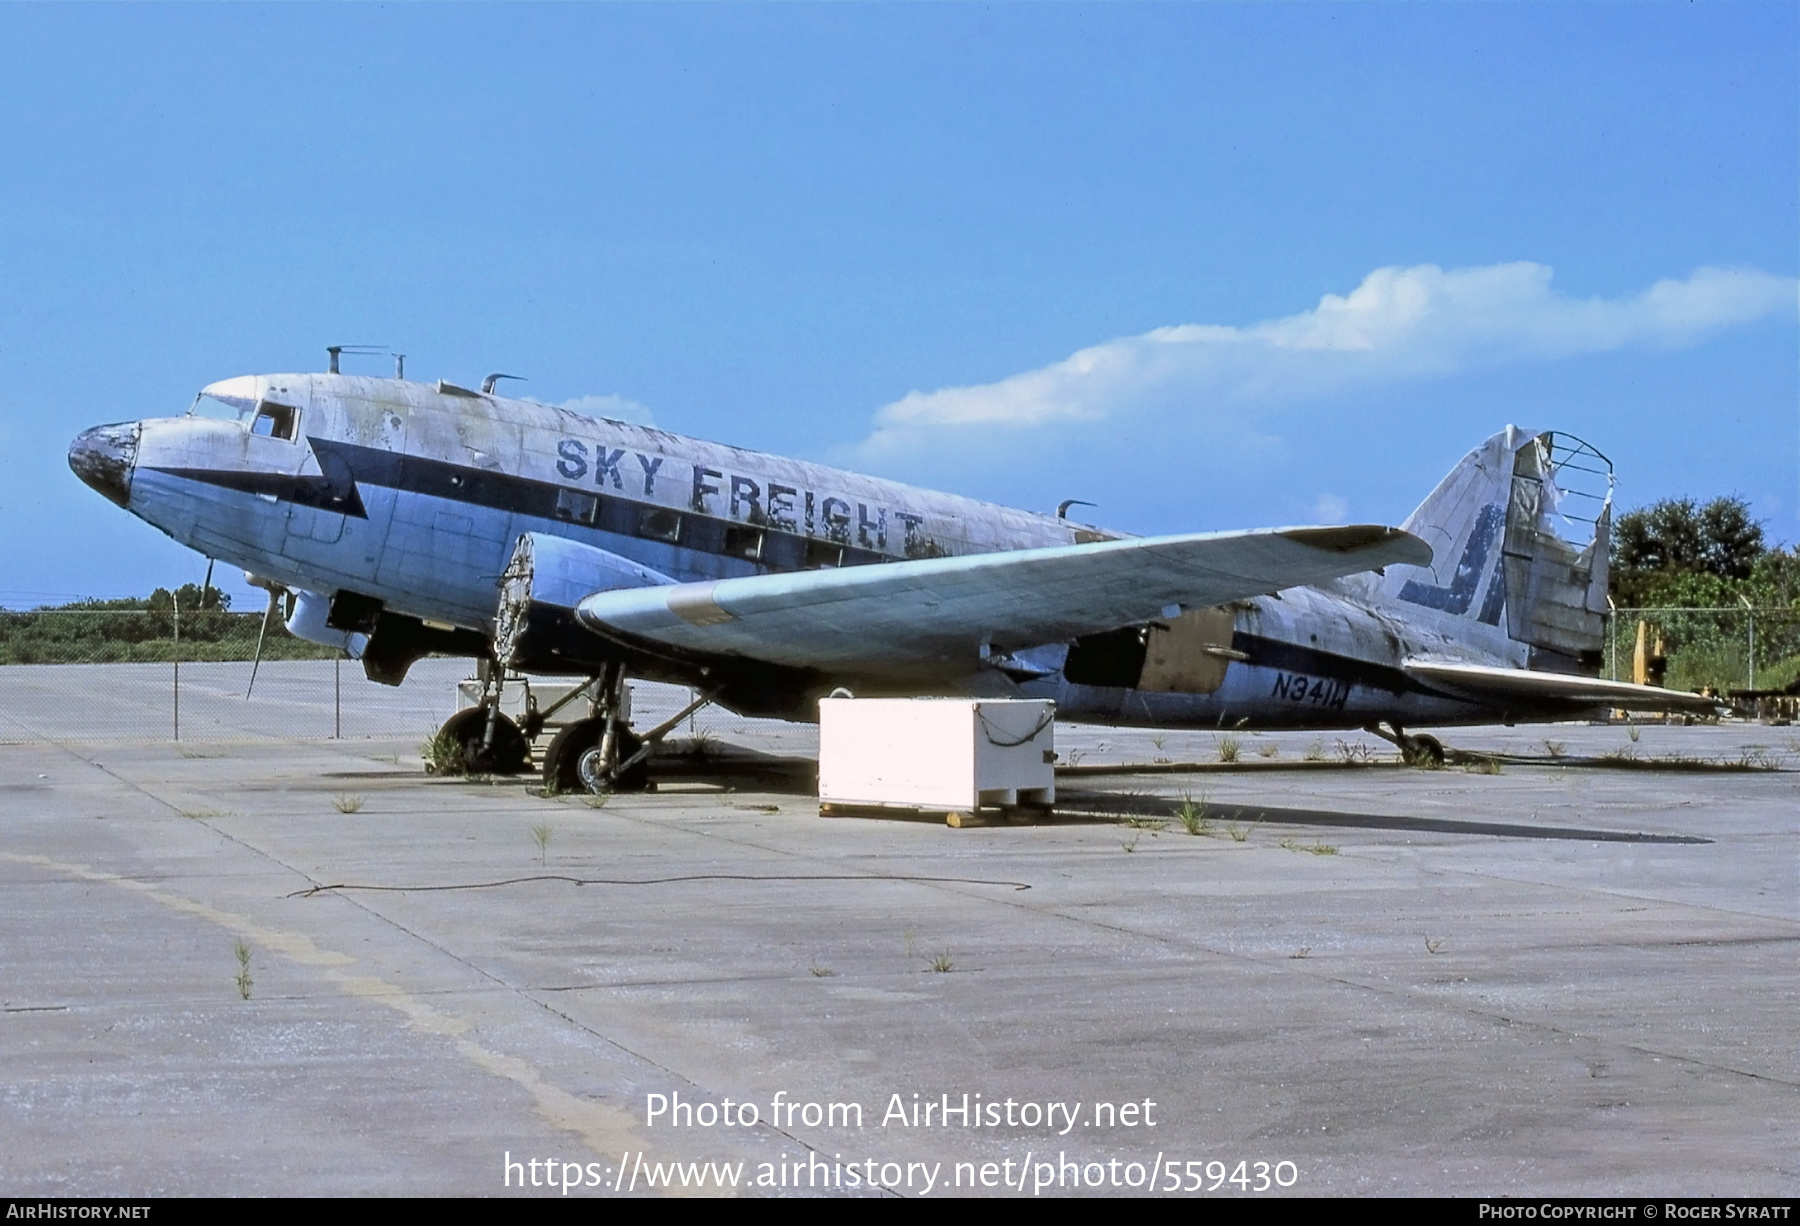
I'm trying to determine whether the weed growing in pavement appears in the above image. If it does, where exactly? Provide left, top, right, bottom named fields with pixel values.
left=421, top=728, right=466, bottom=776
left=233, top=941, right=253, bottom=1000
left=1175, top=793, right=1210, bottom=836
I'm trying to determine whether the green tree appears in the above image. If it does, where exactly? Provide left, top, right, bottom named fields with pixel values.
left=1611, top=496, right=1766, bottom=607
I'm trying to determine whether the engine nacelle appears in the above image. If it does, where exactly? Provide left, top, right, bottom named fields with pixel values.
left=284, top=589, right=368, bottom=658
left=494, top=533, right=675, bottom=674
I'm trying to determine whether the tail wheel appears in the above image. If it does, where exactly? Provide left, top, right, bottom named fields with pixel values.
left=1402, top=734, right=1445, bottom=767
left=544, top=718, right=649, bottom=793
left=436, top=708, right=531, bottom=776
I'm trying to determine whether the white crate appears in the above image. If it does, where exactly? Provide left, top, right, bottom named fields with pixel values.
left=817, top=698, right=1055, bottom=813
left=455, top=676, right=604, bottom=731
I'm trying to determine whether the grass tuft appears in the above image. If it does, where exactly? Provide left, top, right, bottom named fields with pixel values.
left=531, top=821, right=553, bottom=865
left=421, top=728, right=466, bottom=776
left=928, top=951, right=954, bottom=973
left=332, top=795, right=364, bottom=814
left=233, top=940, right=253, bottom=1000
left=1215, top=735, right=1241, bottom=764
left=1175, top=792, right=1210, bottom=836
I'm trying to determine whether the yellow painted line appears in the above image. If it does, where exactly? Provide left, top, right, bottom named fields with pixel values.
left=0, top=850, right=713, bottom=1195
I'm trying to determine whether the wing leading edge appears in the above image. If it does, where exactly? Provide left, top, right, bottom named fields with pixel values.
left=575, top=524, right=1430, bottom=680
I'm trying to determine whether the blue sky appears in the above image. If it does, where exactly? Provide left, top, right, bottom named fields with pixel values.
left=2, top=3, right=1794, bottom=607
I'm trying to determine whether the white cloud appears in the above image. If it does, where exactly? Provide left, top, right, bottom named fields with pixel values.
left=858, top=263, right=1797, bottom=455
left=1310, top=494, right=1350, bottom=526
left=544, top=393, right=656, bottom=426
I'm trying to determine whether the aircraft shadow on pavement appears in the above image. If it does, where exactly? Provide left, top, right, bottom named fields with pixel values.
left=1054, top=789, right=1711, bottom=845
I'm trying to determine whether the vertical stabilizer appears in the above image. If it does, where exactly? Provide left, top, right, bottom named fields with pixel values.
left=1379, top=429, right=1519, bottom=625
left=1379, top=428, right=1613, bottom=672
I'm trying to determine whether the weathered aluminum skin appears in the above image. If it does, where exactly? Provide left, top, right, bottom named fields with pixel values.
left=73, top=372, right=1699, bottom=730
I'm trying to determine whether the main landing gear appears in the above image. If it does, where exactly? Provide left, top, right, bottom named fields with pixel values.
left=430, top=660, right=532, bottom=776
left=1365, top=722, right=1447, bottom=767
left=537, top=664, right=642, bottom=793
left=538, top=664, right=718, bottom=796
left=434, top=706, right=531, bottom=775
left=432, top=661, right=717, bottom=792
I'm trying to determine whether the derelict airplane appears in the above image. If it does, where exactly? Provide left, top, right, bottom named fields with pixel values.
left=68, top=353, right=1715, bottom=790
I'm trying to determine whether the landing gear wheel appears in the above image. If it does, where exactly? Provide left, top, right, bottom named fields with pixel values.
left=433, top=708, right=531, bottom=776
left=1401, top=733, right=1445, bottom=767
left=545, top=718, right=649, bottom=794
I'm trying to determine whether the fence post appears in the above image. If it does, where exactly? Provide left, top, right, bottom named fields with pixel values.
left=1736, top=594, right=1755, bottom=692
left=334, top=654, right=342, bottom=739
left=172, top=593, right=181, bottom=741
left=1605, top=599, right=1618, bottom=682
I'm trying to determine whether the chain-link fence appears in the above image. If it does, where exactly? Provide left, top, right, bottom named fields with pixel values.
left=0, top=608, right=784, bottom=751
left=12, top=603, right=1789, bottom=746
left=1606, top=607, right=1800, bottom=696
left=0, top=622, right=466, bottom=745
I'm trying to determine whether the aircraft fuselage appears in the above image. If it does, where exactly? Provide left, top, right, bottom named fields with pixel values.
left=71, top=372, right=1585, bottom=731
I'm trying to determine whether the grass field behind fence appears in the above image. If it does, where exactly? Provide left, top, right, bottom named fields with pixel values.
left=0, top=610, right=340, bottom=666
left=1609, top=608, right=1800, bottom=695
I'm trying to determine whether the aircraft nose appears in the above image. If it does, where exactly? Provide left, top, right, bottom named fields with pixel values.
left=68, top=422, right=140, bottom=507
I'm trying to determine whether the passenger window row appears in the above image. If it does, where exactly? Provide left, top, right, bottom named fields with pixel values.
left=551, top=487, right=884, bottom=570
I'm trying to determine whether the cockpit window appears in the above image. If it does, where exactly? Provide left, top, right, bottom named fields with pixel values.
left=189, top=394, right=254, bottom=422
left=250, top=401, right=298, bottom=441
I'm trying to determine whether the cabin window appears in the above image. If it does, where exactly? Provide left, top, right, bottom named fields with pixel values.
left=802, top=538, right=843, bottom=569
left=190, top=394, right=252, bottom=423
left=722, top=525, right=764, bottom=561
left=250, top=401, right=298, bottom=439
left=637, top=507, right=683, bottom=544
left=250, top=401, right=297, bottom=441
left=555, top=488, right=599, bottom=526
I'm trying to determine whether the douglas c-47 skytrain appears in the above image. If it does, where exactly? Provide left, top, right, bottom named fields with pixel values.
left=68, top=355, right=1716, bottom=791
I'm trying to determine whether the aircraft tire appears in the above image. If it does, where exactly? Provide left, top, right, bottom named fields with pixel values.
left=437, top=708, right=531, bottom=776
left=545, top=718, right=649, bottom=793
left=1402, top=734, right=1445, bottom=767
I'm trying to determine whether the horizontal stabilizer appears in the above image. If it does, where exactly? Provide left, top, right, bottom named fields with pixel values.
left=576, top=525, right=1430, bottom=680
left=1404, top=661, right=1722, bottom=715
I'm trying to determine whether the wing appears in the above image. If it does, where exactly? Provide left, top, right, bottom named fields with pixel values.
left=1404, top=661, right=1723, bottom=715
left=576, top=524, right=1430, bottom=680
